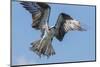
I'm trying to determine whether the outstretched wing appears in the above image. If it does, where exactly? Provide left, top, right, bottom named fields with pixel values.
left=54, top=13, right=85, bottom=41
left=20, top=1, right=50, bottom=30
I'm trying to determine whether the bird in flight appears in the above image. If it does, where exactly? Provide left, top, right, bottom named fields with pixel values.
left=20, top=1, right=86, bottom=58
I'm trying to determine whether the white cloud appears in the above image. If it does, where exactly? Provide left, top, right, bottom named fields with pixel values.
left=17, top=56, right=28, bottom=65
left=16, top=56, right=36, bottom=65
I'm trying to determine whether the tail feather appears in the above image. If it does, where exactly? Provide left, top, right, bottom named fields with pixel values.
left=30, top=39, right=55, bottom=57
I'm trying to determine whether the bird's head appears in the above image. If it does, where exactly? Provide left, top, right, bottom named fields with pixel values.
left=68, top=20, right=86, bottom=31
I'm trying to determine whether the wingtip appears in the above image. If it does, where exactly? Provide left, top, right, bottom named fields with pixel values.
left=79, top=27, right=87, bottom=31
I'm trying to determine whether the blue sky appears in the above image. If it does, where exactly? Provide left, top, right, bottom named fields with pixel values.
left=12, top=1, right=96, bottom=65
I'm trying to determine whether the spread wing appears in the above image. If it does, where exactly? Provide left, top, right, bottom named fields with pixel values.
left=20, top=1, right=50, bottom=30
left=54, top=13, right=85, bottom=41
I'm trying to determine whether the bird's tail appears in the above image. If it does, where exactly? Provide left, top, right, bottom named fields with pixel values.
left=30, top=39, right=55, bottom=58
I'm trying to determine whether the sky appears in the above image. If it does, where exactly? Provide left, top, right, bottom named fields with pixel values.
left=12, top=1, right=96, bottom=66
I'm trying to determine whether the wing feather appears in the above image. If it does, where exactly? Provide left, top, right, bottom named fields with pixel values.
left=54, top=13, right=85, bottom=41
left=20, top=1, right=50, bottom=30
left=54, top=13, right=73, bottom=41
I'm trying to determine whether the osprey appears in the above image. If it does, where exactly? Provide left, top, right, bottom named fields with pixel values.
left=20, top=1, right=86, bottom=57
